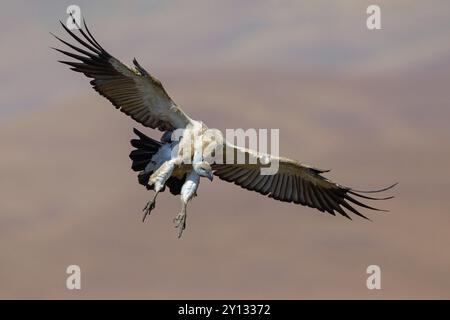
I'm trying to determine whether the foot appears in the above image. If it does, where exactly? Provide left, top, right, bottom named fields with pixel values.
left=173, top=211, right=187, bottom=238
left=142, top=199, right=156, bottom=222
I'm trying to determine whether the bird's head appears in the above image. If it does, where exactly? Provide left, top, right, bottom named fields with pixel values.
left=193, top=161, right=214, bottom=181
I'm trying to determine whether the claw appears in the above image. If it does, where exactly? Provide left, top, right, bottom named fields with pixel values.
left=142, top=192, right=158, bottom=222
left=173, top=211, right=187, bottom=238
left=142, top=200, right=156, bottom=222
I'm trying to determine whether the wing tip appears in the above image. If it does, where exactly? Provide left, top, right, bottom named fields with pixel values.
left=351, top=182, right=398, bottom=194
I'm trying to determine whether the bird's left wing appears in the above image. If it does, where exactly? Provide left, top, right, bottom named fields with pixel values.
left=52, top=20, right=192, bottom=131
left=212, top=143, right=396, bottom=219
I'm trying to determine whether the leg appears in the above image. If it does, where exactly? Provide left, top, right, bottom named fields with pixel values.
left=142, top=191, right=159, bottom=222
left=173, top=171, right=200, bottom=238
left=173, top=202, right=187, bottom=238
left=141, top=159, right=178, bottom=222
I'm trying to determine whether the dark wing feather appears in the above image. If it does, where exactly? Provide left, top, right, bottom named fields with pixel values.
left=212, top=143, right=396, bottom=219
left=52, top=20, right=192, bottom=131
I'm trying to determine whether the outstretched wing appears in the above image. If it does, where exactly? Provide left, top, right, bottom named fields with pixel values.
left=52, top=20, right=192, bottom=131
left=213, top=143, right=396, bottom=219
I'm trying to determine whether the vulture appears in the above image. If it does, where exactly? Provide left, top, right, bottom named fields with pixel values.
left=52, top=17, right=396, bottom=237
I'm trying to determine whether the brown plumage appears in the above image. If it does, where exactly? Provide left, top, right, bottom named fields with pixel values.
left=212, top=143, right=396, bottom=220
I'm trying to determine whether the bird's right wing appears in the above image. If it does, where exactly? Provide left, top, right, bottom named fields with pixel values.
left=212, top=143, right=396, bottom=219
left=52, top=20, right=193, bottom=131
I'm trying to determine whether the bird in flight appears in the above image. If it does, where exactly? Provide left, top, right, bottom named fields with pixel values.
left=52, top=18, right=396, bottom=238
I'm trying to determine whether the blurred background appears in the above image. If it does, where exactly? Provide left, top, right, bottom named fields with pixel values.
left=1, top=0, right=449, bottom=299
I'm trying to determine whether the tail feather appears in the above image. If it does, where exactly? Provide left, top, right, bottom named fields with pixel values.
left=129, top=128, right=161, bottom=173
left=129, top=128, right=186, bottom=195
left=138, top=171, right=152, bottom=189
left=130, top=139, right=160, bottom=152
left=129, top=149, right=153, bottom=162
left=132, top=160, right=151, bottom=172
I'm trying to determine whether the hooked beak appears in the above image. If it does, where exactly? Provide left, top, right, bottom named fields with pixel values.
left=207, top=172, right=214, bottom=182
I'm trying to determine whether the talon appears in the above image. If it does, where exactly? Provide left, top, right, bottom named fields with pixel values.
left=179, top=222, right=186, bottom=238
left=142, top=199, right=156, bottom=222
left=173, top=211, right=187, bottom=237
left=173, top=214, right=181, bottom=225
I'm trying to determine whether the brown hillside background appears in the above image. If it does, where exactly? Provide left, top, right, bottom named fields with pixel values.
left=0, top=1, right=449, bottom=298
